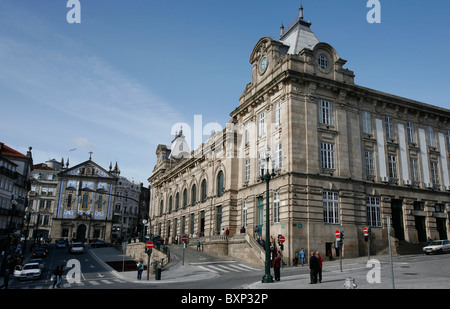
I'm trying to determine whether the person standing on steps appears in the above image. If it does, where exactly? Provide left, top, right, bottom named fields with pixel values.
left=273, top=251, right=281, bottom=281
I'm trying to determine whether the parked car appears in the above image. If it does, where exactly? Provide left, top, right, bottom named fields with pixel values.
left=91, top=240, right=112, bottom=248
left=32, top=248, right=48, bottom=258
left=28, top=258, right=45, bottom=270
left=14, top=262, right=42, bottom=280
left=423, top=240, right=450, bottom=254
left=55, top=239, right=67, bottom=248
left=69, top=242, right=84, bottom=254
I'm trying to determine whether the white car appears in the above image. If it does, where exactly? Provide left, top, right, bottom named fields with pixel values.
left=14, top=262, right=42, bottom=280
left=70, top=242, right=84, bottom=254
left=423, top=240, right=450, bottom=255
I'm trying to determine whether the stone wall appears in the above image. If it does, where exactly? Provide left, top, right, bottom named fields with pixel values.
left=125, top=242, right=168, bottom=273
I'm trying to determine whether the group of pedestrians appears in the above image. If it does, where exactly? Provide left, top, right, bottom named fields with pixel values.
left=309, top=251, right=323, bottom=284
left=271, top=248, right=324, bottom=284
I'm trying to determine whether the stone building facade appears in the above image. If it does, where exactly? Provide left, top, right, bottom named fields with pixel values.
left=148, top=9, right=450, bottom=263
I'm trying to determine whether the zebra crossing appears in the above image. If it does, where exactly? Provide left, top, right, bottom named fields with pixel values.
left=14, top=278, right=127, bottom=289
left=192, top=262, right=260, bottom=274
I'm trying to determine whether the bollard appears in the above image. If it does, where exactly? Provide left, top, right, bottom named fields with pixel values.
left=343, top=277, right=357, bottom=289
left=155, top=268, right=161, bottom=280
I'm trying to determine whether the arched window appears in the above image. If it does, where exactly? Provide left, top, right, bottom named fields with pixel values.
left=183, top=189, right=188, bottom=208
left=175, top=193, right=180, bottom=211
left=159, top=200, right=164, bottom=216
left=191, top=184, right=197, bottom=205
left=201, top=179, right=207, bottom=203
left=217, top=171, right=224, bottom=197
left=168, top=196, right=173, bottom=213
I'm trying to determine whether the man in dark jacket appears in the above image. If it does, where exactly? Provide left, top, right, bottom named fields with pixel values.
left=273, top=251, right=281, bottom=281
left=309, top=251, right=320, bottom=284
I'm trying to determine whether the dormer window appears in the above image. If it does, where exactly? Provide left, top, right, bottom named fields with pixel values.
left=318, top=54, right=328, bottom=70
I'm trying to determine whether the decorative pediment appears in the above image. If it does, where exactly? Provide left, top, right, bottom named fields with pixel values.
left=59, top=160, right=115, bottom=179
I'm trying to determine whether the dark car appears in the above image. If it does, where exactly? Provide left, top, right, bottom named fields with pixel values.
left=91, top=240, right=112, bottom=248
left=32, top=248, right=47, bottom=258
left=38, top=244, right=50, bottom=253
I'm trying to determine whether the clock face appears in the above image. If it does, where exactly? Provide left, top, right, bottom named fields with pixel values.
left=260, top=56, right=268, bottom=73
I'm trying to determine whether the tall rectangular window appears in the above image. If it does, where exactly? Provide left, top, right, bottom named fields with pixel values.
left=364, top=151, right=375, bottom=176
left=388, top=155, right=398, bottom=179
left=366, top=196, right=381, bottom=227
left=323, top=191, right=339, bottom=224
left=320, top=142, right=335, bottom=169
left=244, top=158, right=250, bottom=183
left=276, top=142, right=282, bottom=169
left=319, top=100, right=333, bottom=125
left=410, top=158, right=419, bottom=182
left=242, top=200, right=248, bottom=228
left=406, top=122, right=415, bottom=143
left=273, top=191, right=280, bottom=223
left=361, top=111, right=372, bottom=134
left=385, top=116, right=394, bottom=139
left=446, top=130, right=450, bottom=150
left=430, top=161, right=440, bottom=185
left=244, top=122, right=250, bottom=145
left=427, top=126, right=435, bottom=147
left=258, top=111, right=265, bottom=136
left=275, top=101, right=281, bottom=127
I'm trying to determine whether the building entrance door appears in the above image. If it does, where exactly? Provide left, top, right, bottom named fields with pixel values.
left=76, top=224, right=87, bottom=242
left=256, top=197, right=263, bottom=237
left=391, top=199, right=405, bottom=241
left=414, top=216, right=427, bottom=242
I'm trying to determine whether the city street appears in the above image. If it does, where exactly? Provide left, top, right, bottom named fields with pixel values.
left=6, top=242, right=450, bottom=290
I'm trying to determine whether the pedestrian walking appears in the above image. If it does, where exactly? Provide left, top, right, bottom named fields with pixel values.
left=316, top=251, right=324, bottom=283
left=273, top=251, right=281, bottom=281
left=309, top=251, right=319, bottom=284
left=254, top=226, right=259, bottom=239
left=0, top=269, right=10, bottom=289
left=300, top=248, right=305, bottom=266
left=293, top=249, right=299, bottom=266
left=56, top=264, right=64, bottom=288
left=136, top=259, right=144, bottom=280
left=52, top=266, right=60, bottom=288
left=196, top=240, right=201, bottom=251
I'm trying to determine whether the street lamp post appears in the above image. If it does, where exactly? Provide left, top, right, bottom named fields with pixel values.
left=260, top=147, right=277, bottom=283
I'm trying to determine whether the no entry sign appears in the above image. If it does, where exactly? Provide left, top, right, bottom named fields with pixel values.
left=146, top=241, right=154, bottom=249
left=364, top=227, right=369, bottom=236
left=279, top=235, right=286, bottom=243
left=335, top=230, right=341, bottom=239
left=181, top=234, right=188, bottom=242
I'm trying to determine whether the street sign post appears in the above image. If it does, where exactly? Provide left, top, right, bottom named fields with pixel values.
left=181, top=234, right=188, bottom=266
left=364, top=227, right=371, bottom=260
left=146, top=241, right=154, bottom=280
left=335, top=230, right=343, bottom=272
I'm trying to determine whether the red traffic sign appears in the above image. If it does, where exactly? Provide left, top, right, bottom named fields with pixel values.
left=146, top=241, right=154, bottom=249
left=279, top=235, right=286, bottom=243
left=335, top=230, right=341, bottom=238
left=364, top=227, right=369, bottom=236
left=181, top=234, right=188, bottom=242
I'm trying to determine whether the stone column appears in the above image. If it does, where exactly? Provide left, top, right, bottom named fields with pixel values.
left=403, top=199, right=417, bottom=243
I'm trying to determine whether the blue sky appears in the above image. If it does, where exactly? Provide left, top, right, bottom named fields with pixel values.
left=1, top=0, right=449, bottom=184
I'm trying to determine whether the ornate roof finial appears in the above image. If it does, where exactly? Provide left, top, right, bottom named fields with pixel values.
left=299, top=2, right=304, bottom=20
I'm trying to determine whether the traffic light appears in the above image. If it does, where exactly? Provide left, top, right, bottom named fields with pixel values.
left=340, top=230, right=344, bottom=241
